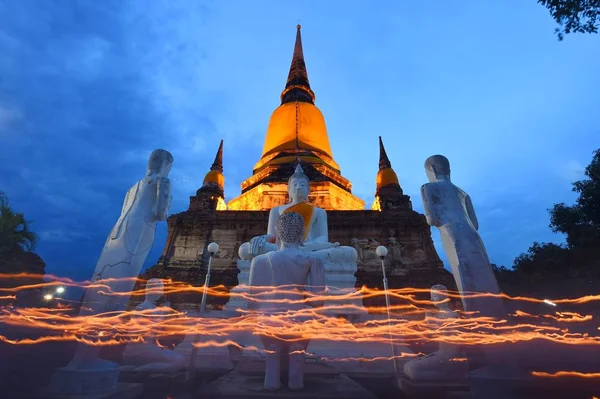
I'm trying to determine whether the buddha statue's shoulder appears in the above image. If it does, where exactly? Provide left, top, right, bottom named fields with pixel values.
left=313, top=205, right=325, bottom=215
left=281, top=201, right=318, bottom=218
left=422, top=180, right=457, bottom=195
left=283, top=201, right=315, bottom=210
left=250, top=252, right=273, bottom=267
left=269, top=205, right=282, bottom=215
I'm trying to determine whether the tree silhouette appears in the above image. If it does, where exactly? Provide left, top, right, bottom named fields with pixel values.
left=512, top=149, right=600, bottom=279
left=549, top=149, right=600, bottom=248
left=538, top=0, right=600, bottom=40
left=0, top=193, right=38, bottom=262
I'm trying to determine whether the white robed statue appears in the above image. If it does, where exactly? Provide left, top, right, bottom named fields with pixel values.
left=48, top=149, right=174, bottom=395
left=420, top=155, right=503, bottom=316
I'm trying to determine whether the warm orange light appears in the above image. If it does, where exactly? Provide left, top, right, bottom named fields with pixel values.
left=532, top=371, right=600, bottom=379
left=203, top=170, right=224, bottom=188
left=376, top=168, right=399, bottom=190
left=215, top=197, right=227, bottom=211
left=257, top=102, right=339, bottom=171
left=1, top=274, right=599, bottom=363
left=371, top=196, right=382, bottom=211
left=228, top=181, right=365, bottom=211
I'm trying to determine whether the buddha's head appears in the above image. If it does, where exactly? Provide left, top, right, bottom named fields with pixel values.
left=147, top=149, right=174, bottom=177
left=276, top=212, right=305, bottom=245
left=424, top=155, right=450, bottom=183
left=144, top=278, right=164, bottom=304
left=288, top=163, right=310, bottom=203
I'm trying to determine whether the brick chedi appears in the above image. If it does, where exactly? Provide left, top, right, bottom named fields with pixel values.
left=140, top=26, right=453, bottom=311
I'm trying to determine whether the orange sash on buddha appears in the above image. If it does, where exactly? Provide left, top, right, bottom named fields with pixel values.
left=282, top=202, right=315, bottom=241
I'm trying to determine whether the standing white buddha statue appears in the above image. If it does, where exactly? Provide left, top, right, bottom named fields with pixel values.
left=48, top=149, right=174, bottom=395
left=420, top=155, right=503, bottom=317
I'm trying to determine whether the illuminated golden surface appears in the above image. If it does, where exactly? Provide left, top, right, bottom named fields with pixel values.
left=215, top=196, right=227, bottom=211
left=203, top=170, right=224, bottom=188
left=256, top=102, right=339, bottom=171
left=376, top=168, right=399, bottom=190
left=371, top=196, right=382, bottom=211
left=228, top=182, right=365, bottom=211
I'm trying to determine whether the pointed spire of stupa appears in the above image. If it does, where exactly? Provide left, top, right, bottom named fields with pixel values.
left=203, top=140, right=224, bottom=188
left=280, top=25, right=316, bottom=105
left=210, top=139, right=224, bottom=173
left=378, top=136, right=392, bottom=170
left=375, top=136, right=399, bottom=190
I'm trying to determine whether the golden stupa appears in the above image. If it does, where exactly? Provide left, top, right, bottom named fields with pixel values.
left=139, top=25, right=448, bottom=312
left=228, top=25, right=364, bottom=211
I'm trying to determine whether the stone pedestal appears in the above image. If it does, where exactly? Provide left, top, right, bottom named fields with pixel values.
left=118, top=367, right=191, bottom=395
left=397, top=375, right=469, bottom=398
left=307, top=339, right=411, bottom=375
left=184, top=311, right=412, bottom=376
left=46, top=360, right=123, bottom=396
left=305, top=313, right=411, bottom=375
left=319, top=262, right=365, bottom=319
left=223, top=260, right=251, bottom=315
left=174, top=310, right=235, bottom=370
left=223, top=258, right=366, bottom=318
left=197, top=367, right=377, bottom=399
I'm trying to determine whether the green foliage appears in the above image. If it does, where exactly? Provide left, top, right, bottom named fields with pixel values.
left=513, top=241, right=571, bottom=278
left=491, top=263, right=518, bottom=292
left=491, top=263, right=514, bottom=277
left=0, top=193, right=38, bottom=261
left=510, top=149, right=600, bottom=281
left=549, top=149, right=600, bottom=248
left=538, top=0, right=600, bottom=40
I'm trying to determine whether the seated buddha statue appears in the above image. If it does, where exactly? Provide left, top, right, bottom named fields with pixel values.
left=243, top=164, right=356, bottom=265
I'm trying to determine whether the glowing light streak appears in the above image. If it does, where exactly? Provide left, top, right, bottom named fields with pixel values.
left=0, top=275, right=598, bottom=361
left=532, top=371, right=600, bottom=379
left=2, top=275, right=600, bottom=306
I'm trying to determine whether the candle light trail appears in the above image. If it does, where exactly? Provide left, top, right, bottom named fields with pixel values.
left=0, top=273, right=598, bottom=374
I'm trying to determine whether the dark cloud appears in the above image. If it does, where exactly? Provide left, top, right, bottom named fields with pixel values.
left=0, top=1, right=214, bottom=281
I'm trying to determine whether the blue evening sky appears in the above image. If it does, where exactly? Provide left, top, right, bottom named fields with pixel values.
left=1, top=1, right=598, bottom=283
